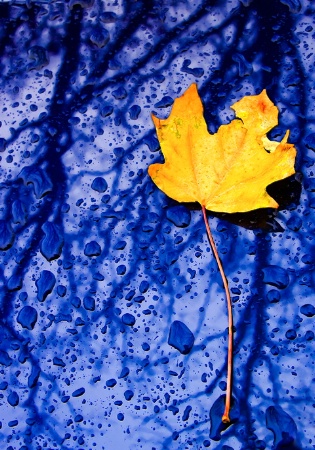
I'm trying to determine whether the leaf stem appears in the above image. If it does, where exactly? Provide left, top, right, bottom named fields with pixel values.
left=201, top=205, right=233, bottom=424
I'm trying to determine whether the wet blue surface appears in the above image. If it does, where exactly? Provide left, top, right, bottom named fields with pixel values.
left=0, top=1, right=314, bottom=449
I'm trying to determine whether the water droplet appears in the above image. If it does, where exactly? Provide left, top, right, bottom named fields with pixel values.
left=90, top=27, right=110, bottom=48
left=181, top=59, right=205, bottom=78
left=0, top=138, right=7, bottom=152
left=0, top=350, right=12, bottom=367
left=106, top=378, right=117, bottom=388
left=112, top=86, right=127, bottom=100
left=262, top=265, right=289, bottom=289
left=117, top=265, right=126, bottom=275
left=27, top=45, right=49, bottom=70
left=17, top=306, right=38, bottom=330
left=41, top=222, right=64, bottom=261
left=7, top=391, right=19, bottom=407
left=84, top=241, right=102, bottom=257
left=72, top=387, right=85, bottom=397
left=7, top=274, right=23, bottom=291
left=53, top=357, right=66, bottom=367
left=28, top=365, right=41, bottom=388
left=154, top=96, right=174, bottom=108
left=166, top=205, right=191, bottom=227
left=101, top=105, right=114, bottom=117
left=12, top=200, right=27, bottom=226
left=118, top=367, right=130, bottom=379
left=124, top=389, right=134, bottom=400
left=285, top=329, right=297, bottom=340
left=139, top=280, right=149, bottom=293
left=287, top=216, right=302, bottom=231
left=0, top=220, right=14, bottom=250
left=83, top=295, right=95, bottom=311
left=122, top=313, right=135, bottom=326
left=129, top=105, right=141, bottom=120
left=168, top=320, right=195, bottom=355
left=300, top=303, right=315, bottom=317
left=91, top=177, right=108, bottom=193
left=279, top=0, right=301, bottom=14
left=19, top=166, right=53, bottom=199
left=266, top=405, right=297, bottom=448
left=100, top=11, right=118, bottom=23
left=209, top=395, right=239, bottom=441
left=36, top=270, right=56, bottom=302
left=267, top=289, right=281, bottom=303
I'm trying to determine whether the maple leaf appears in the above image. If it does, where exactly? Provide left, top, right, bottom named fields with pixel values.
left=148, top=84, right=297, bottom=425
left=148, top=83, right=296, bottom=213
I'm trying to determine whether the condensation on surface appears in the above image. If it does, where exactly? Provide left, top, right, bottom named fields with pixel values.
left=0, top=0, right=314, bottom=449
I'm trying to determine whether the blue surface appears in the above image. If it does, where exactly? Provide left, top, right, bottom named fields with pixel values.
left=0, top=1, right=314, bottom=449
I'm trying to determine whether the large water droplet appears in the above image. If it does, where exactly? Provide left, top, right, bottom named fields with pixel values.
left=262, top=265, right=289, bottom=289
left=17, top=306, right=38, bottom=330
left=36, top=270, right=56, bottom=302
left=266, top=405, right=297, bottom=448
left=168, top=320, right=195, bottom=355
left=41, top=222, right=64, bottom=261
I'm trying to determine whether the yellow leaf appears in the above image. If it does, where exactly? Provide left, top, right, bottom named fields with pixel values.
left=148, top=84, right=296, bottom=213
